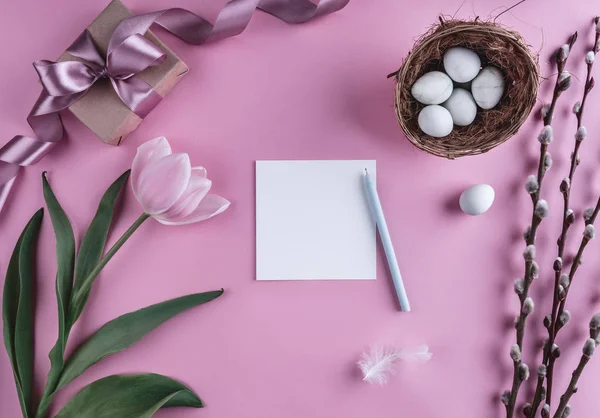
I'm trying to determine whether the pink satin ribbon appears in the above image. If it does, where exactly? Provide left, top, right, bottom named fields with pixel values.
left=0, top=0, right=349, bottom=214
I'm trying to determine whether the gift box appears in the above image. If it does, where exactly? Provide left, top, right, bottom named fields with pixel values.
left=58, top=0, right=189, bottom=145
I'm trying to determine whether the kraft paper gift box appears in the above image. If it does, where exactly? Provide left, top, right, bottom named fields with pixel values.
left=57, top=0, right=189, bottom=145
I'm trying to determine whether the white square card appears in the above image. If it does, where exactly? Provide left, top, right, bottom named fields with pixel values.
left=256, top=160, right=376, bottom=280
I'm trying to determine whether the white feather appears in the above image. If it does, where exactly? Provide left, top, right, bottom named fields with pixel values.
left=358, top=346, right=400, bottom=385
left=396, top=344, right=433, bottom=364
left=358, top=345, right=432, bottom=385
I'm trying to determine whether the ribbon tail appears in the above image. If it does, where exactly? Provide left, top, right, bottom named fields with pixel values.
left=149, top=1, right=259, bottom=44
left=0, top=90, right=73, bottom=213
left=0, top=133, right=57, bottom=167
left=0, top=160, right=20, bottom=188
left=0, top=160, right=21, bottom=216
left=207, top=0, right=259, bottom=41
left=111, top=77, right=162, bottom=119
left=0, top=91, right=68, bottom=167
left=259, top=0, right=350, bottom=23
left=0, top=170, right=18, bottom=216
left=109, top=0, right=349, bottom=48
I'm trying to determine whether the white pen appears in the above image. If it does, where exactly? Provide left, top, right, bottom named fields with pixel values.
left=363, top=168, right=410, bottom=312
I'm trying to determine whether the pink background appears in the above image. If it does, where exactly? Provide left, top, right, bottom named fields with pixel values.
left=2, top=0, right=600, bottom=417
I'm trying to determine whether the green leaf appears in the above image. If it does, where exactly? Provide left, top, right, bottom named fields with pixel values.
left=55, top=374, right=203, bottom=418
left=70, top=170, right=130, bottom=324
left=2, top=208, right=44, bottom=418
left=57, top=290, right=223, bottom=390
left=39, top=172, right=76, bottom=406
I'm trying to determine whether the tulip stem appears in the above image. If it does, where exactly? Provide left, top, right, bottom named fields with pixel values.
left=70, top=212, right=151, bottom=321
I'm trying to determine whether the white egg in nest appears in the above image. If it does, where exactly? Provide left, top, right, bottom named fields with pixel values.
left=442, top=88, right=477, bottom=126
left=472, top=66, right=505, bottom=110
left=443, top=47, right=482, bottom=83
left=411, top=71, right=454, bottom=105
left=418, top=105, right=454, bottom=137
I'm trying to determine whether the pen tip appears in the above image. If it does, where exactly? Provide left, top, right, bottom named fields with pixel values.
left=364, top=168, right=368, bottom=174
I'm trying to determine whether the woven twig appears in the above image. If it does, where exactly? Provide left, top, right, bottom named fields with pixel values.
left=392, top=18, right=540, bottom=159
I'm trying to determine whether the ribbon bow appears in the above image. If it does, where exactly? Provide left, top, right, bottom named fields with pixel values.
left=0, top=0, right=350, bottom=215
left=35, top=30, right=166, bottom=121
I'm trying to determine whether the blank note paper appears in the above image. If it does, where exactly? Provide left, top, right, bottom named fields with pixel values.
left=256, top=160, right=376, bottom=281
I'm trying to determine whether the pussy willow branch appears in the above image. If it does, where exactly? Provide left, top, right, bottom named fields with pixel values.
left=552, top=319, right=600, bottom=418
left=504, top=33, right=577, bottom=418
left=546, top=194, right=598, bottom=384
left=552, top=354, right=588, bottom=418
left=528, top=21, right=600, bottom=416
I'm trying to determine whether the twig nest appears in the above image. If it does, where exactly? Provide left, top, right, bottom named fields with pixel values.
left=392, top=18, right=540, bottom=159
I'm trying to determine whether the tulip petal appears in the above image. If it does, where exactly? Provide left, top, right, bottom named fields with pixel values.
left=192, top=166, right=207, bottom=178
left=131, top=137, right=172, bottom=198
left=136, top=153, right=191, bottom=215
left=159, top=169, right=212, bottom=221
left=154, top=194, right=230, bottom=226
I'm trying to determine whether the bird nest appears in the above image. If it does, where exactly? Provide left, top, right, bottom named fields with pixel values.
left=392, top=18, right=540, bottom=159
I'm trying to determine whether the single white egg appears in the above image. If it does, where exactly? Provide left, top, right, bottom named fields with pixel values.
left=442, top=88, right=477, bottom=126
left=418, top=105, right=453, bottom=137
left=471, top=66, right=505, bottom=109
left=411, top=71, right=454, bottom=105
left=459, top=184, right=495, bottom=216
left=443, top=47, right=481, bottom=83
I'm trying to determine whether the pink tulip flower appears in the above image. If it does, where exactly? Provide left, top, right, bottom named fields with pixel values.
left=131, top=137, right=230, bottom=225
